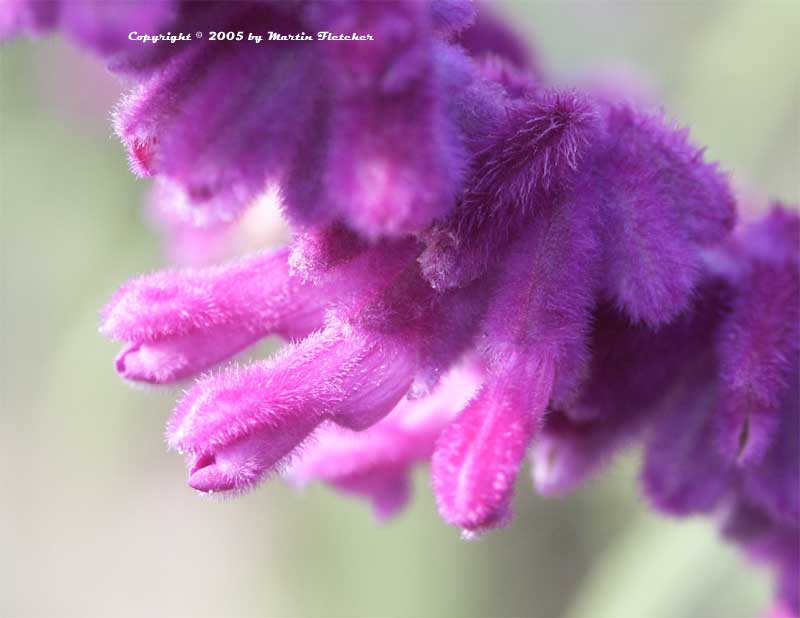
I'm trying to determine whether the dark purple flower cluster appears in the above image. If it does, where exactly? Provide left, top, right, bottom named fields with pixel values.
left=6, top=1, right=797, bottom=613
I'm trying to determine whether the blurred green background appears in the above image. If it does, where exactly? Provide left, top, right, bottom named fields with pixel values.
left=1, top=2, right=798, bottom=616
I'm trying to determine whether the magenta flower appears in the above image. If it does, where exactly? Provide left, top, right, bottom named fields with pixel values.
left=99, top=247, right=328, bottom=384
left=7, top=1, right=798, bottom=614
left=169, top=325, right=419, bottom=492
left=287, top=364, right=481, bottom=519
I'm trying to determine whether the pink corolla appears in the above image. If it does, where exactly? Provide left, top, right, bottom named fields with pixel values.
left=6, top=0, right=798, bottom=614
left=100, top=247, right=325, bottom=384
left=170, top=324, right=419, bottom=493
left=287, top=364, right=481, bottom=519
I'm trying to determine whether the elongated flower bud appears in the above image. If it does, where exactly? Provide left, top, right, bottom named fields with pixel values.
left=170, top=324, right=419, bottom=493
left=100, top=248, right=325, bottom=383
left=432, top=185, right=599, bottom=532
left=433, top=355, right=553, bottom=532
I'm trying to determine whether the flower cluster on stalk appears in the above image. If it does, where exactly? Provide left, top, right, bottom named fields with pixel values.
left=5, top=1, right=797, bottom=613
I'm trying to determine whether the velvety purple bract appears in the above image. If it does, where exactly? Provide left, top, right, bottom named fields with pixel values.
left=420, top=90, right=601, bottom=289
left=113, top=8, right=318, bottom=224
left=641, top=369, right=731, bottom=515
left=714, top=208, right=800, bottom=465
left=588, top=104, right=736, bottom=326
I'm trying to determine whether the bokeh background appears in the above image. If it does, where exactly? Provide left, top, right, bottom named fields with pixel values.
left=2, top=2, right=798, bottom=616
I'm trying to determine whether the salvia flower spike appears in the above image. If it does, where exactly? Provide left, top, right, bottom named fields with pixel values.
left=7, top=1, right=798, bottom=613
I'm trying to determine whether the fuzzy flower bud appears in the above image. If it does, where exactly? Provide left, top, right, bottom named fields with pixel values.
left=170, top=324, right=419, bottom=493
left=100, top=248, right=324, bottom=383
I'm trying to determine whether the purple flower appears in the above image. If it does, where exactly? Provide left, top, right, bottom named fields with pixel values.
left=160, top=235, right=488, bottom=493
left=7, top=1, right=798, bottom=613
left=432, top=354, right=553, bottom=533
left=112, top=7, right=317, bottom=225
left=100, top=247, right=327, bottom=384
left=169, top=324, right=420, bottom=492
left=43, top=0, right=484, bottom=234
left=287, top=364, right=480, bottom=519
left=713, top=208, right=800, bottom=465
